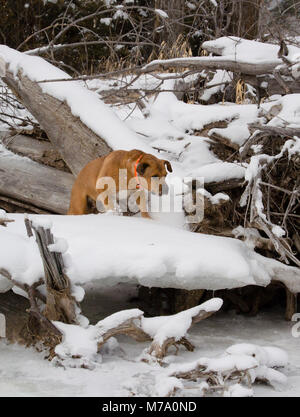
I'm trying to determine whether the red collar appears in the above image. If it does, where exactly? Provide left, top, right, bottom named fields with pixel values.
left=134, top=155, right=143, bottom=189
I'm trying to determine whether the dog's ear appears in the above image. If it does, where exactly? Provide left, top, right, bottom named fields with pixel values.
left=137, top=162, right=149, bottom=176
left=164, top=160, right=173, bottom=173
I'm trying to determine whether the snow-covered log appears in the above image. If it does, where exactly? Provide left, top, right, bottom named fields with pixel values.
left=144, top=298, right=223, bottom=360
left=0, top=45, right=154, bottom=175
left=53, top=298, right=223, bottom=368
left=0, top=147, right=74, bottom=214
left=161, top=343, right=288, bottom=397
left=142, top=56, right=279, bottom=76
left=1, top=214, right=300, bottom=295
left=1, top=65, right=111, bottom=175
left=0, top=132, right=62, bottom=167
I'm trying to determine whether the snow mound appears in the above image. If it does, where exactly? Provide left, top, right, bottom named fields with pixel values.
left=1, top=214, right=300, bottom=293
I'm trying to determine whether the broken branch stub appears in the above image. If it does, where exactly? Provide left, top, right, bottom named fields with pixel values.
left=147, top=307, right=220, bottom=360
left=27, top=219, right=78, bottom=324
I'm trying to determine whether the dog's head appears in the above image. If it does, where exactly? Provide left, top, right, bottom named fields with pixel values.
left=133, top=152, right=173, bottom=195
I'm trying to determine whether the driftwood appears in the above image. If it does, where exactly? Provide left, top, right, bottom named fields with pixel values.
left=0, top=217, right=14, bottom=227
left=248, top=123, right=300, bottom=138
left=0, top=218, right=79, bottom=346
left=2, top=68, right=111, bottom=175
left=0, top=151, right=74, bottom=214
left=26, top=219, right=78, bottom=324
left=0, top=267, right=62, bottom=341
left=96, top=312, right=151, bottom=351
left=205, top=178, right=245, bottom=194
left=52, top=299, right=223, bottom=367
left=142, top=56, right=280, bottom=76
left=0, top=194, right=53, bottom=214
left=147, top=308, right=217, bottom=360
left=96, top=306, right=219, bottom=361
left=0, top=132, right=66, bottom=170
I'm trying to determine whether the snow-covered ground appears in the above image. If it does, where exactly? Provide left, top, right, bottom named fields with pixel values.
left=0, top=283, right=299, bottom=397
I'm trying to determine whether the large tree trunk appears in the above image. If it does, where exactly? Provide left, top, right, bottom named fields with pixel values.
left=2, top=70, right=112, bottom=176
left=0, top=132, right=68, bottom=170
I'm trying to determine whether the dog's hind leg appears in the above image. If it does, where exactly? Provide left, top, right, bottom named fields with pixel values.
left=67, top=184, right=89, bottom=215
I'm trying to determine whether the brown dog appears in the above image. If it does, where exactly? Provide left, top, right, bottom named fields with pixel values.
left=68, top=149, right=172, bottom=218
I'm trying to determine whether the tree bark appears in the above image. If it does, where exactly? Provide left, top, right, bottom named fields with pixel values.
left=0, top=152, right=74, bottom=214
left=2, top=69, right=112, bottom=176
left=142, top=56, right=278, bottom=76
left=0, top=132, right=67, bottom=170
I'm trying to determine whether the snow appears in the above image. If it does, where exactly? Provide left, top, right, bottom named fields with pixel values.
left=189, top=161, right=245, bottom=183
left=94, top=309, right=143, bottom=338
left=0, top=38, right=300, bottom=396
left=100, top=17, right=112, bottom=26
left=48, top=237, right=69, bottom=254
left=54, top=322, right=99, bottom=368
left=141, top=299, right=222, bottom=345
left=224, top=384, right=253, bottom=397
left=202, top=37, right=300, bottom=65
left=0, top=230, right=43, bottom=287
left=154, top=9, right=168, bottom=19
left=154, top=376, right=183, bottom=397
left=267, top=94, right=300, bottom=128
left=0, top=209, right=8, bottom=221
left=53, top=299, right=222, bottom=368
left=226, top=343, right=288, bottom=368
left=199, top=70, right=232, bottom=102
left=1, top=214, right=300, bottom=294
left=0, top=47, right=288, bottom=189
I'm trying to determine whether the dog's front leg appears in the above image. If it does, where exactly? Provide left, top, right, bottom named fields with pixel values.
left=136, top=189, right=152, bottom=219
left=96, top=190, right=119, bottom=214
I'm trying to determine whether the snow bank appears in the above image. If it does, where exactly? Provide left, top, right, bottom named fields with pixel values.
left=1, top=214, right=300, bottom=293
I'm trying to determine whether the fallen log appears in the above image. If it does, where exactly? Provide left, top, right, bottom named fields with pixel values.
left=0, top=194, right=51, bottom=214
left=0, top=46, right=154, bottom=175
left=142, top=56, right=279, bottom=76
left=248, top=123, right=300, bottom=138
left=0, top=132, right=67, bottom=170
left=1, top=70, right=112, bottom=175
left=0, top=152, right=74, bottom=214
left=205, top=178, right=245, bottom=194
